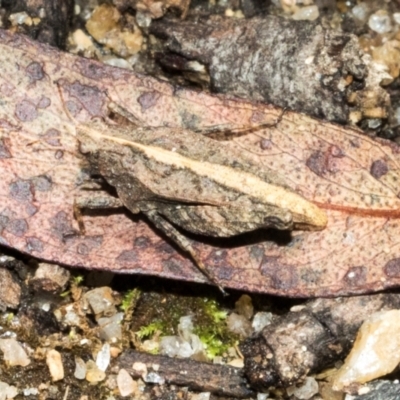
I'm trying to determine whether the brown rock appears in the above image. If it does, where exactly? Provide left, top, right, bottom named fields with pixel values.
left=0, top=268, right=21, bottom=310
left=30, top=262, right=70, bottom=293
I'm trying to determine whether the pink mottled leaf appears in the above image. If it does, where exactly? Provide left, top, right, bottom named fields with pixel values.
left=1, top=29, right=400, bottom=297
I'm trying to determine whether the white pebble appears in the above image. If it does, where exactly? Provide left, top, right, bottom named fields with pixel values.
left=292, top=6, right=319, bottom=21
left=187, top=333, right=205, bottom=355
left=0, top=381, right=18, bottom=400
left=0, top=338, right=30, bottom=367
left=23, top=388, right=38, bottom=396
left=368, top=10, right=392, bottom=34
left=84, top=287, right=116, bottom=316
left=74, top=356, right=87, bottom=380
left=159, top=333, right=205, bottom=358
left=191, top=393, right=210, bottom=400
left=136, top=11, right=152, bottom=27
left=97, top=313, right=124, bottom=341
left=160, top=336, right=192, bottom=358
left=46, top=349, right=64, bottom=381
left=117, top=368, right=137, bottom=397
left=71, top=29, right=94, bottom=52
left=96, top=343, right=111, bottom=372
left=252, top=312, right=272, bottom=333
left=9, top=12, right=31, bottom=26
left=141, top=339, right=159, bottom=353
left=226, top=313, right=253, bottom=337
left=160, top=336, right=182, bottom=358
left=144, top=372, right=165, bottom=384
left=132, top=362, right=148, bottom=378
left=286, top=377, right=319, bottom=399
left=227, top=358, right=244, bottom=368
left=352, top=3, right=370, bottom=22
left=103, top=57, right=132, bottom=70
left=178, top=315, right=194, bottom=341
left=394, top=13, right=400, bottom=25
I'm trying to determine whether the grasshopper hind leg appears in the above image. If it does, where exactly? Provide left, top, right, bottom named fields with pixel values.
left=145, top=210, right=227, bottom=295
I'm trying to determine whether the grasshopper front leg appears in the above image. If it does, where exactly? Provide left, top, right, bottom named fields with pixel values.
left=74, top=189, right=124, bottom=234
left=145, top=209, right=227, bottom=295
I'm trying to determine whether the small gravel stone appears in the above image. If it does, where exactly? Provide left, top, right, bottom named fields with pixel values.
left=368, top=10, right=393, bottom=34
left=86, top=360, right=106, bottom=383
left=287, top=377, right=319, bottom=399
left=0, top=381, right=18, bottom=399
left=86, top=4, right=143, bottom=57
left=226, top=313, right=252, bottom=337
left=31, top=263, right=70, bottom=293
left=96, top=342, right=111, bottom=372
left=252, top=312, right=272, bottom=332
left=117, top=368, right=137, bottom=397
left=159, top=335, right=203, bottom=358
left=227, top=358, right=244, bottom=368
left=352, top=3, right=370, bottom=22
left=159, top=315, right=206, bottom=359
left=0, top=338, right=30, bottom=367
left=110, top=346, right=122, bottom=358
left=9, top=12, right=32, bottom=26
left=71, top=29, right=94, bottom=52
left=394, top=13, right=400, bottom=25
left=333, top=310, right=400, bottom=390
left=292, top=5, right=319, bottom=21
left=74, top=356, right=87, bottom=380
left=0, top=268, right=21, bottom=310
left=98, top=312, right=124, bottom=341
left=86, top=4, right=120, bottom=41
left=191, top=393, right=210, bottom=400
left=159, top=336, right=181, bottom=357
left=135, top=11, right=152, bottom=27
left=84, top=287, right=116, bottom=316
left=46, top=349, right=64, bottom=381
left=371, top=40, right=400, bottom=79
left=22, top=388, right=38, bottom=396
left=144, top=372, right=165, bottom=384
left=55, top=303, right=84, bottom=327
left=132, top=362, right=148, bottom=378
left=103, top=57, right=131, bottom=69
left=178, top=315, right=194, bottom=339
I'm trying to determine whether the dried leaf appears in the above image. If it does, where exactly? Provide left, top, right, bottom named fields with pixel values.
left=1, top=29, right=400, bottom=297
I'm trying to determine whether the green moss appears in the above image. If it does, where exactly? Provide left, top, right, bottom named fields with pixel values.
left=73, top=275, right=84, bottom=285
left=120, top=288, right=141, bottom=313
left=193, top=298, right=236, bottom=359
left=202, top=298, right=228, bottom=323
left=5, top=313, right=14, bottom=323
left=132, top=293, right=238, bottom=360
left=136, top=321, right=165, bottom=340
